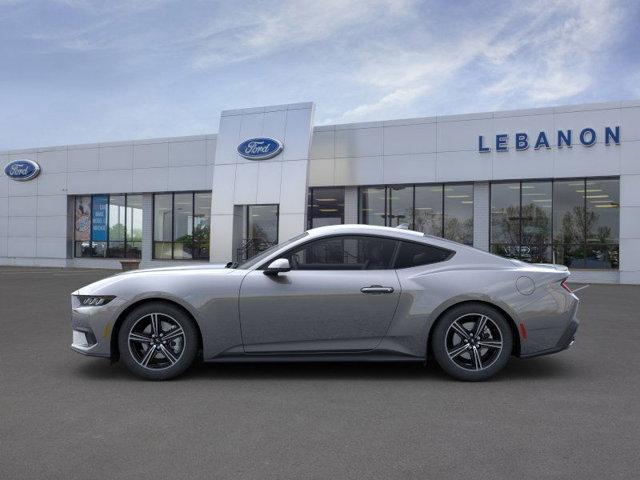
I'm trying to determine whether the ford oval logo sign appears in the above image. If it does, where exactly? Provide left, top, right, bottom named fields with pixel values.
left=237, top=138, right=283, bottom=160
left=4, top=159, right=41, bottom=181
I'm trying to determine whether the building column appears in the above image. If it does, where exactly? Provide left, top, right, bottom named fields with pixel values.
left=141, top=193, right=153, bottom=263
left=619, top=174, right=640, bottom=284
left=473, top=182, right=489, bottom=251
left=344, top=187, right=358, bottom=224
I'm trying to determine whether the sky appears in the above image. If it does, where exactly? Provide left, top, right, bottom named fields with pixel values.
left=1, top=0, right=639, bottom=150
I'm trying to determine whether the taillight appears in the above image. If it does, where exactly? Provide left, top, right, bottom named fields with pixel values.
left=560, top=279, right=572, bottom=293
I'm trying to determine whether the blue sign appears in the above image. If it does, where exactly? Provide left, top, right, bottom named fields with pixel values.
left=478, top=126, right=620, bottom=152
left=91, top=195, right=108, bottom=242
left=4, top=159, right=41, bottom=181
left=237, top=138, right=283, bottom=160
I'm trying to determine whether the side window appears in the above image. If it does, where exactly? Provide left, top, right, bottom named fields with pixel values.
left=394, top=241, right=453, bottom=268
left=286, top=236, right=398, bottom=270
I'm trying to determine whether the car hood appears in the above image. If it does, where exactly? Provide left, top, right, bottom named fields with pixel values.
left=117, top=263, right=228, bottom=274
left=73, top=263, right=235, bottom=296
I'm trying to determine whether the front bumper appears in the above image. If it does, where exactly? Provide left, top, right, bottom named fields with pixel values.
left=71, top=296, right=126, bottom=358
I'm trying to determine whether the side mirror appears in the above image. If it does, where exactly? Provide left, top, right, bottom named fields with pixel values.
left=264, top=258, right=291, bottom=275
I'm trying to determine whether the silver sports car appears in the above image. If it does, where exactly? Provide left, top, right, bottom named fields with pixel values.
left=71, top=224, right=579, bottom=381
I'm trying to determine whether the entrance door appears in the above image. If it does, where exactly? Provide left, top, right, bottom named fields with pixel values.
left=247, top=204, right=278, bottom=254
left=239, top=235, right=402, bottom=353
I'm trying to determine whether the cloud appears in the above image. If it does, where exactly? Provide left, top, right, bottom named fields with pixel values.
left=333, top=0, right=626, bottom=123
left=0, top=0, right=635, bottom=149
left=191, top=0, right=415, bottom=69
left=481, top=0, right=622, bottom=104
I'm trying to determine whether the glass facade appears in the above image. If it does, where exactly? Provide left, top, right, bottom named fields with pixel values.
left=307, top=187, right=345, bottom=229
left=74, top=194, right=143, bottom=258
left=247, top=204, right=279, bottom=246
left=153, top=192, right=211, bottom=260
left=490, top=178, right=619, bottom=269
left=360, top=186, right=386, bottom=226
left=359, top=184, right=474, bottom=245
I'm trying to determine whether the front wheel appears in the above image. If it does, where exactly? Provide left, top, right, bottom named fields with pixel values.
left=431, top=303, right=513, bottom=381
left=118, top=302, right=199, bottom=380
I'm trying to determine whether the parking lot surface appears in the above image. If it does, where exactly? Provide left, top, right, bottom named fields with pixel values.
left=1, top=266, right=639, bottom=479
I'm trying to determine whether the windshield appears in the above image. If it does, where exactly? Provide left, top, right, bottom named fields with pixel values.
left=237, top=232, right=308, bottom=269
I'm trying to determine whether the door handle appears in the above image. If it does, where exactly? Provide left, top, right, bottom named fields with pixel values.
left=361, top=285, right=394, bottom=294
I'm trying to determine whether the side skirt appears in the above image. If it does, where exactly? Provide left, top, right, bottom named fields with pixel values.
left=204, top=349, right=424, bottom=364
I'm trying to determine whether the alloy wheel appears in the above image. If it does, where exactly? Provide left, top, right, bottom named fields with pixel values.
left=127, top=313, right=186, bottom=370
left=445, top=313, right=503, bottom=371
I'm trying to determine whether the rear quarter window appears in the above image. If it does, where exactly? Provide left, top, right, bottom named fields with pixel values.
left=394, top=241, right=454, bottom=269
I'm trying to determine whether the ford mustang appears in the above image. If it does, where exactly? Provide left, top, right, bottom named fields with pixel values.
left=71, top=224, right=579, bottom=381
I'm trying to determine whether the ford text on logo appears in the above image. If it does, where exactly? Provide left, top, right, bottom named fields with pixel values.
left=237, top=138, right=283, bottom=160
left=4, top=159, right=41, bottom=181
left=478, top=126, right=620, bottom=152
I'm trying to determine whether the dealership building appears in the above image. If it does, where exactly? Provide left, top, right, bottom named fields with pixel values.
left=1, top=100, right=639, bottom=284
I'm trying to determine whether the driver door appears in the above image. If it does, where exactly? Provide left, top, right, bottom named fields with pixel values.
left=238, top=235, right=401, bottom=353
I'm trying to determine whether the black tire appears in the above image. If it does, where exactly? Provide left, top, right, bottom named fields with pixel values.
left=118, top=302, right=199, bottom=380
left=431, top=303, right=513, bottom=381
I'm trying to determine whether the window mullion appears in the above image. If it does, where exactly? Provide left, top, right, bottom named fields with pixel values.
left=583, top=178, right=587, bottom=268
left=518, top=182, right=522, bottom=260
left=192, top=192, right=195, bottom=259
left=171, top=193, right=175, bottom=260
left=411, top=185, right=416, bottom=231
left=124, top=194, right=128, bottom=258
left=441, top=184, right=445, bottom=238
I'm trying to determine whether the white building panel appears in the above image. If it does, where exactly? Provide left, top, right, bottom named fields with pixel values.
left=36, top=148, right=67, bottom=173
left=168, top=139, right=207, bottom=167
left=8, top=195, right=36, bottom=216
left=334, top=127, right=383, bottom=158
left=37, top=172, right=67, bottom=196
left=68, top=147, right=99, bottom=172
left=133, top=142, right=169, bottom=169
left=7, top=237, right=36, bottom=257
left=99, top=144, right=133, bottom=170
left=309, top=130, right=334, bottom=160
left=37, top=215, right=67, bottom=238
left=383, top=153, right=436, bottom=185
left=36, top=195, right=67, bottom=217
left=383, top=123, right=437, bottom=155
left=8, top=216, right=36, bottom=237
left=334, top=156, right=383, bottom=186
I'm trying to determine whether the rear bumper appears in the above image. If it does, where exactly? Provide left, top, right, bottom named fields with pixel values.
left=520, top=317, right=579, bottom=358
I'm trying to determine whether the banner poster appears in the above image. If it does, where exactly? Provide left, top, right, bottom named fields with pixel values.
left=91, top=195, right=108, bottom=242
left=74, top=196, right=91, bottom=241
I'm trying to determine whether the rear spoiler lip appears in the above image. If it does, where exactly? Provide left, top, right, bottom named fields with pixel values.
left=535, top=263, right=569, bottom=272
left=509, top=260, right=571, bottom=277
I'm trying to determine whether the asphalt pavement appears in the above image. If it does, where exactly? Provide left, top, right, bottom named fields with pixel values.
left=1, top=267, right=639, bottom=479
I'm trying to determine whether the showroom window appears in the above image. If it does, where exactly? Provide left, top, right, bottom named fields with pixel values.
left=358, top=184, right=474, bottom=245
left=74, top=194, right=143, bottom=259
left=307, top=187, right=345, bottom=229
left=153, top=192, right=211, bottom=260
left=490, top=178, right=619, bottom=269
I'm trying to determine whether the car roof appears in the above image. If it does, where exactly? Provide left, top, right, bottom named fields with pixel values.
left=246, top=223, right=513, bottom=270
left=306, top=224, right=427, bottom=241
left=305, top=224, right=491, bottom=257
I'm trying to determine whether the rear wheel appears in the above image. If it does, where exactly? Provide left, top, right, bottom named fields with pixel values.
left=431, top=303, right=513, bottom=381
left=118, top=302, right=199, bottom=380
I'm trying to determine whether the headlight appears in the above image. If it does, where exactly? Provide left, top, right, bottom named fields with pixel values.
left=76, top=295, right=115, bottom=306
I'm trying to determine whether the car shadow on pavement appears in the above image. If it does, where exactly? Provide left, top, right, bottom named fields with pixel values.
left=72, top=354, right=578, bottom=383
